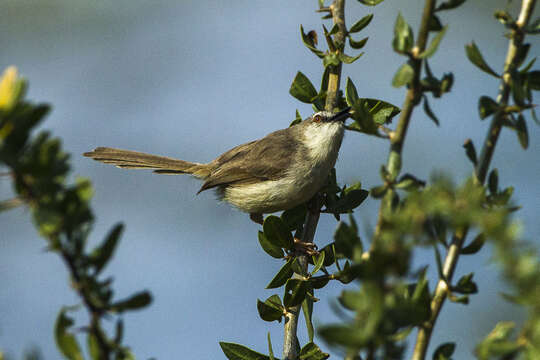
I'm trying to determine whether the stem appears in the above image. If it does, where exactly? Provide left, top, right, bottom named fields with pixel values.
left=412, top=1, right=537, bottom=359
left=282, top=1, right=346, bottom=358
left=373, top=0, right=437, bottom=240
left=61, top=253, right=112, bottom=358
left=16, top=175, right=113, bottom=358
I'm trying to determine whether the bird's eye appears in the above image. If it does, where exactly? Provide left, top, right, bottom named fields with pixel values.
left=313, top=114, right=322, bottom=123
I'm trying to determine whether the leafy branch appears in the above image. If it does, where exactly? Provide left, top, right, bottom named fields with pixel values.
left=0, top=67, right=152, bottom=360
left=372, top=0, right=444, bottom=242
left=413, top=0, right=539, bottom=358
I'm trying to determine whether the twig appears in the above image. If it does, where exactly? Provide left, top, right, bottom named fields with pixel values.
left=282, top=1, right=347, bottom=358
left=372, top=0, right=437, bottom=242
left=16, top=174, right=113, bottom=358
left=412, top=1, right=537, bottom=359
left=0, top=197, right=23, bottom=210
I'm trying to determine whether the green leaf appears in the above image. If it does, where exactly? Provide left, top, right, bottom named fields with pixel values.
left=365, top=98, right=401, bottom=124
left=349, top=36, right=369, bottom=49
left=87, top=333, right=101, bottom=360
left=219, top=342, right=271, bottom=360
left=491, top=186, right=514, bottom=206
left=258, top=231, right=285, bottom=259
left=33, top=208, right=63, bottom=237
left=370, top=185, right=387, bottom=198
left=291, top=257, right=307, bottom=276
left=435, top=0, right=467, bottom=11
left=327, top=183, right=369, bottom=213
left=263, top=215, right=294, bottom=250
left=266, top=259, right=294, bottom=289
left=110, top=291, right=152, bottom=313
left=299, top=342, right=329, bottom=360
left=281, top=204, right=306, bottom=231
left=395, top=174, right=426, bottom=191
left=488, top=168, right=499, bottom=194
left=454, top=273, right=478, bottom=294
left=257, top=295, right=284, bottom=323
left=393, top=13, right=414, bottom=54
left=428, top=15, right=443, bottom=31
left=75, top=177, right=93, bottom=202
left=448, top=293, right=469, bottom=304
left=475, top=322, right=521, bottom=360
left=514, top=43, right=530, bottom=69
left=419, top=26, right=447, bottom=59
left=322, top=24, right=336, bottom=51
left=520, top=58, right=536, bottom=74
left=320, top=243, right=336, bottom=267
left=510, top=71, right=528, bottom=106
left=320, top=66, right=330, bottom=94
left=463, top=139, right=477, bottom=166
left=289, top=72, right=318, bottom=104
left=423, top=95, right=439, bottom=126
left=334, top=221, right=361, bottom=259
left=525, top=16, right=540, bottom=34
left=412, top=270, right=431, bottom=310
left=310, top=276, right=330, bottom=289
left=433, top=342, right=456, bottom=360
left=440, top=72, right=454, bottom=94
left=349, top=14, right=373, bottom=33
left=494, top=10, right=513, bottom=27
left=302, top=299, right=315, bottom=342
left=55, top=308, right=83, bottom=360
left=267, top=333, right=275, bottom=360
left=311, top=252, right=326, bottom=275
left=114, top=319, right=124, bottom=344
left=358, top=0, right=385, bottom=6
left=478, top=96, right=499, bottom=119
left=290, top=109, right=302, bottom=127
left=283, top=279, right=308, bottom=308
left=300, top=25, right=324, bottom=59
left=345, top=77, right=360, bottom=106
left=90, top=223, right=123, bottom=274
left=528, top=70, right=540, bottom=90
left=461, top=233, right=486, bottom=255
left=465, top=42, right=500, bottom=78
left=515, top=114, right=528, bottom=149
left=339, top=53, right=364, bottom=64
left=392, top=62, right=414, bottom=88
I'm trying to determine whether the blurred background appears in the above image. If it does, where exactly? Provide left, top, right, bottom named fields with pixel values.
left=1, top=0, right=539, bottom=359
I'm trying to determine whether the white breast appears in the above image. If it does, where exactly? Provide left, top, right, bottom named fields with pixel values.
left=302, top=121, right=345, bottom=164
left=223, top=122, right=345, bottom=214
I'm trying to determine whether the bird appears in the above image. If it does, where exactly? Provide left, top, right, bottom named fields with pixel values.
left=84, top=107, right=351, bottom=232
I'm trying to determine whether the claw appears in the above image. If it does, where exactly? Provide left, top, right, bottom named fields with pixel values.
left=293, top=238, right=319, bottom=256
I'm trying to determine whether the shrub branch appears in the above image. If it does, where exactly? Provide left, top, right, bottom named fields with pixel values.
left=412, top=1, right=538, bottom=359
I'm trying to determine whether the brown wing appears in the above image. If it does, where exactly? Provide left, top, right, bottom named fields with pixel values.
left=198, top=127, right=298, bottom=193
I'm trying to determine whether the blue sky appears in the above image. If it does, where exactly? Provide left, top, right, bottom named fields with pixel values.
left=1, top=0, right=539, bottom=359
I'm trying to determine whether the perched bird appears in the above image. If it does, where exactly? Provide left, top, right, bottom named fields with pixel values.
left=84, top=107, right=351, bottom=229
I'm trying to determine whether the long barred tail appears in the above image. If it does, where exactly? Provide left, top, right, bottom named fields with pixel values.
left=83, top=147, right=209, bottom=177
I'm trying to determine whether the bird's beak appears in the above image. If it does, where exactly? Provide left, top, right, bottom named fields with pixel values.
left=329, top=107, right=351, bottom=122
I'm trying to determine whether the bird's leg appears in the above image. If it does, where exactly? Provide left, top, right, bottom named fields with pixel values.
left=292, top=193, right=323, bottom=256
left=293, top=238, right=319, bottom=256
left=250, top=213, right=264, bottom=225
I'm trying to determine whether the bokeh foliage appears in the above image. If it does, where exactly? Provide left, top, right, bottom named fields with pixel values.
left=220, top=0, right=540, bottom=360
left=0, top=67, right=151, bottom=359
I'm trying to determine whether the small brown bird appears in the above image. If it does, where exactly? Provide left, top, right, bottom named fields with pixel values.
left=84, top=108, right=351, bottom=228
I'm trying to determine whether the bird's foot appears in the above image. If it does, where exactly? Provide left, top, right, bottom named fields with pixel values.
left=293, top=238, right=319, bottom=256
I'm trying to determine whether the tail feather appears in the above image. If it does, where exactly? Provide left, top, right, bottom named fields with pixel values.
left=83, top=147, right=208, bottom=177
